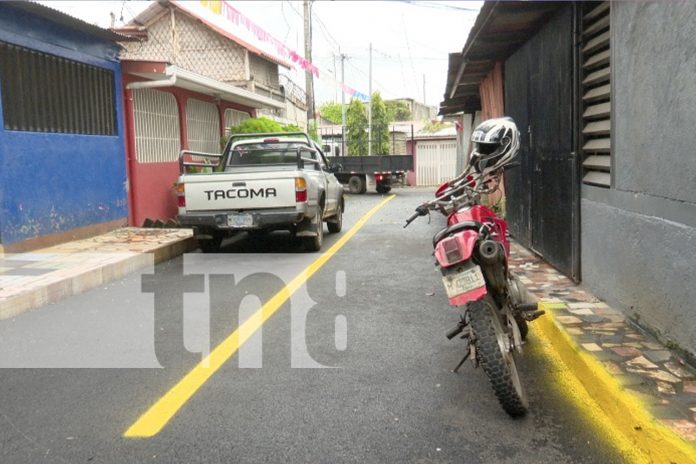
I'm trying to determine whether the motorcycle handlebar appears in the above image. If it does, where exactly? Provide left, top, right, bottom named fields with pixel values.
left=403, top=205, right=429, bottom=228
left=403, top=211, right=421, bottom=228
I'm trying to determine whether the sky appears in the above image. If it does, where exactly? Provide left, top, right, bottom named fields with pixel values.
left=39, top=0, right=481, bottom=109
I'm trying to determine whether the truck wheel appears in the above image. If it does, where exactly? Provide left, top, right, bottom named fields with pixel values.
left=327, top=199, right=343, bottom=233
left=348, top=175, right=364, bottom=194
left=376, top=184, right=391, bottom=194
left=303, top=208, right=323, bottom=252
left=198, top=235, right=222, bottom=253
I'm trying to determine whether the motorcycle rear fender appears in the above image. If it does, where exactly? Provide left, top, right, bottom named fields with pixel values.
left=440, top=261, right=488, bottom=306
left=449, top=286, right=487, bottom=306
left=434, top=230, right=478, bottom=267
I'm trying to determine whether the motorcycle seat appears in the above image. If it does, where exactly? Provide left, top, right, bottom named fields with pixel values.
left=432, top=221, right=484, bottom=247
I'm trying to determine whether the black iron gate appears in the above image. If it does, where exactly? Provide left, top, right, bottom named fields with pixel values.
left=503, top=4, right=580, bottom=280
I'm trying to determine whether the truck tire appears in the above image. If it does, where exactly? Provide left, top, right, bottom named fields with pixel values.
left=327, top=199, right=343, bottom=233
left=198, top=235, right=222, bottom=253
left=376, top=184, right=391, bottom=194
left=348, top=175, right=364, bottom=194
left=303, top=207, right=324, bottom=252
left=469, top=296, right=528, bottom=417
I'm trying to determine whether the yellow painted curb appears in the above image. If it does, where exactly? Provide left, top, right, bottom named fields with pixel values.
left=535, top=301, right=696, bottom=464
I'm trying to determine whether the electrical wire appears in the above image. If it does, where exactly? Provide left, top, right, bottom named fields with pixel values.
left=396, top=1, right=480, bottom=12
left=345, top=59, right=400, bottom=100
left=313, top=9, right=341, bottom=52
left=400, top=13, right=420, bottom=98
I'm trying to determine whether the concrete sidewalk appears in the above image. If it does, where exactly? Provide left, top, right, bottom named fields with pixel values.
left=510, top=242, right=696, bottom=463
left=0, top=228, right=194, bottom=320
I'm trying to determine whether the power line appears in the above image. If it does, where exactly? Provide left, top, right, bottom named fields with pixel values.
left=280, top=1, right=292, bottom=44
left=313, top=10, right=341, bottom=52
left=345, top=59, right=399, bottom=100
left=396, top=1, right=480, bottom=12
left=400, top=13, right=419, bottom=98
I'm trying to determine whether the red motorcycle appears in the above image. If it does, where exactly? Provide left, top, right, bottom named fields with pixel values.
left=405, top=117, right=543, bottom=417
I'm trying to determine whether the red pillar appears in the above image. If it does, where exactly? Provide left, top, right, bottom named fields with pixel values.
left=123, top=87, right=137, bottom=226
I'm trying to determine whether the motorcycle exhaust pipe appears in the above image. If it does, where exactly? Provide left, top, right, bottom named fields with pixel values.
left=478, top=240, right=502, bottom=264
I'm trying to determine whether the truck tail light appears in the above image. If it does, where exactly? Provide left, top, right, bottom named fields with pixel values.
left=176, top=182, right=186, bottom=207
left=295, top=177, right=307, bottom=203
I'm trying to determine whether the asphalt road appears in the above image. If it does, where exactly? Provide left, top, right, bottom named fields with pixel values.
left=0, top=188, right=628, bottom=463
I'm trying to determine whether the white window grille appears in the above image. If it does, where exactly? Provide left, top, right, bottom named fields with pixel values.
left=133, top=89, right=180, bottom=163
left=224, top=108, right=251, bottom=133
left=186, top=98, right=220, bottom=154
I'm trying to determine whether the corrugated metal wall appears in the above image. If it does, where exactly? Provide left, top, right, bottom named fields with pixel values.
left=133, top=89, right=180, bottom=163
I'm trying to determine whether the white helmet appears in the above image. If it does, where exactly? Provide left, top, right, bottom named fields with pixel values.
left=469, top=117, right=520, bottom=174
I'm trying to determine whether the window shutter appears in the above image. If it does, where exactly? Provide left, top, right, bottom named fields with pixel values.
left=581, top=2, right=611, bottom=187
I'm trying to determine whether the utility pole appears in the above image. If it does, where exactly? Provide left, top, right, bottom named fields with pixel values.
left=303, top=0, right=315, bottom=130
left=368, top=42, right=372, bottom=156
left=332, top=53, right=338, bottom=103
left=340, top=51, right=347, bottom=157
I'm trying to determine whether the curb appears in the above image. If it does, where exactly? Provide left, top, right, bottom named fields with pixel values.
left=0, top=235, right=196, bottom=320
left=534, top=299, right=696, bottom=464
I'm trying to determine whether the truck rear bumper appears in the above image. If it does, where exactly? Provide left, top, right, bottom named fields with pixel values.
left=179, top=208, right=305, bottom=232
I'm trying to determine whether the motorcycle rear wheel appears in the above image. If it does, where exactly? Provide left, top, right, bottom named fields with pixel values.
left=469, top=296, right=528, bottom=417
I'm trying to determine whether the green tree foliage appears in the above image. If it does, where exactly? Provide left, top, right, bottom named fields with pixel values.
left=346, top=99, right=367, bottom=156
left=385, top=100, right=411, bottom=122
left=422, top=120, right=449, bottom=133
left=318, top=102, right=343, bottom=124
left=229, top=116, right=285, bottom=134
left=224, top=117, right=319, bottom=148
left=370, top=92, right=390, bottom=155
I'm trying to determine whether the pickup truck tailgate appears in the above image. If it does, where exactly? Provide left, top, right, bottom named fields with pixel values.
left=184, top=174, right=297, bottom=211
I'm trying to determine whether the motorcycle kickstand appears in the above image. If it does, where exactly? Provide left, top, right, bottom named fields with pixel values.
left=452, top=334, right=472, bottom=373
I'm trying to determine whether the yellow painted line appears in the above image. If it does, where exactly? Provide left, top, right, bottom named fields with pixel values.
left=533, top=302, right=696, bottom=464
left=124, top=195, right=395, bottom=438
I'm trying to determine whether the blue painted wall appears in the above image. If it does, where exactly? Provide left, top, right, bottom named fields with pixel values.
left=0, top=4, right=127, bottom=244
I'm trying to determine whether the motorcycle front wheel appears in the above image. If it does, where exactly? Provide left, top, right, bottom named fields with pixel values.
left=469, top=296, right=528, bottom=417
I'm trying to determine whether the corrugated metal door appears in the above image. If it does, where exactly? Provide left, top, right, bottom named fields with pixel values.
left=415, top=140, right=457, bottom=186
left=186, top=98, right=220, bottom=153
left=133, top=89, right=180, bottom=163
left=503, top=4, right=580, bottom=280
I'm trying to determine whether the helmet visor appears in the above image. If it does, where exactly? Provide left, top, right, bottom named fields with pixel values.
left=474, top=142, right=498, bottom=156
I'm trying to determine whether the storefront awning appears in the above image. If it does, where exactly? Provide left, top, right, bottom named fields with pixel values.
left=440, top=1, right=562, bottom=115
left=123, top=61, right=285, bottom=110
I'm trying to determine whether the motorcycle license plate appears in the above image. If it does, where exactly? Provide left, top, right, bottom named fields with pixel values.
left=227, top=212, right=253, bottom=228
left=442, top=266, right=486, bottom=298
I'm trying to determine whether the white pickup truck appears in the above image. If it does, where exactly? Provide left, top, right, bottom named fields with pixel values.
left=176, top=132, right=344, bottom=252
